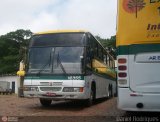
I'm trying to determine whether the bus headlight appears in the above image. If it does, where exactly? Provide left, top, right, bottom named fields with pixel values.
left=31, top=87, right=39, bottom=91
left=23, top=87, right=39, bottom=91
left=63, top=87, right=83, bottom=92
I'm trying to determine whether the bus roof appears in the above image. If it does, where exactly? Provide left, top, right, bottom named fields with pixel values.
left=34, top=30, right=88, bottom=35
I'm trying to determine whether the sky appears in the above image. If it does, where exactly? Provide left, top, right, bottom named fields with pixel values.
left=0, top=0, right=117, bottom=39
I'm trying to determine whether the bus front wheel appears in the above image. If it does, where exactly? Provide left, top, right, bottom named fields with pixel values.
left=39, top=98, right=52, bottom=107
left=85, top=84, right=95, bottom=107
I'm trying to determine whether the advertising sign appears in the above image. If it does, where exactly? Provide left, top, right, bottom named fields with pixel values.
left=117, top=0, right=160, bottom=46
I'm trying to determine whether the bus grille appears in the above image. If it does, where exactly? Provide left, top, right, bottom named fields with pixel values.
left=40, top=82, right=63, bottom=86
left=40, top=87, right=62, bottom=92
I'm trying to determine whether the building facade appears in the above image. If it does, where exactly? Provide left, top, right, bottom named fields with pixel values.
left=0, top=75, right=19, bottom=94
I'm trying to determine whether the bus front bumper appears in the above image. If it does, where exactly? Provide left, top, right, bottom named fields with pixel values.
left=23, top=90, right=89, bottom=100
left=118, top=88, right=160, bottom=112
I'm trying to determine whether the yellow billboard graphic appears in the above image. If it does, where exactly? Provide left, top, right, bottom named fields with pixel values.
left=123, top=0, right=146, bottom=18
left=117, top=0, right=160, bottom=46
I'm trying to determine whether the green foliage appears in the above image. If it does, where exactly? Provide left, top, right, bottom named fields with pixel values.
left=0, top=29, right=32, bottom=75
left=95, top=35, right=116, bottom=59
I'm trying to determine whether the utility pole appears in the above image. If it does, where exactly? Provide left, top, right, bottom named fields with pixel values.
left=17, top=60, right=25, bottom=97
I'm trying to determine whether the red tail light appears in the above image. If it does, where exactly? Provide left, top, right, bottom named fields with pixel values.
left=118, top=65, right=127, bottom=70
left=118, top=58, right=127, bottom=80
left=118, top=73, right=127, bottom=77
left=118, top=58, right=126, bottom=64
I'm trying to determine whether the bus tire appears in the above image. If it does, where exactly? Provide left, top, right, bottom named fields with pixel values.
left=40, top=99, right=52, bottom=107
left=107, top=85, right=110, bottom=98
left=110, top=85, right=113, bottom=98
left=85, top=83, right=96, bottom=107
left=108, top=84, right=113, bottom=98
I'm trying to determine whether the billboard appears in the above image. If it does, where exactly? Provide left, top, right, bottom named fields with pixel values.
left=117, top=0, right=160, bottom=46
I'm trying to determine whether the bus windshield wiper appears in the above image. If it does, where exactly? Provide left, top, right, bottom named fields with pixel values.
left=37, top=52, right=51, bottom=76
left=57, top=53, right=67, bottom=75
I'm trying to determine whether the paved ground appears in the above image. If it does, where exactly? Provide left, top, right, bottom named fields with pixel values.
left=0, top=95, right=160, bottom=122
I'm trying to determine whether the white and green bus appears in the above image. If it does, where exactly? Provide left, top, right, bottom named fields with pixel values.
left=117, top=0, right=160, bottom=111
left=23, top=30, right=116, bottom=107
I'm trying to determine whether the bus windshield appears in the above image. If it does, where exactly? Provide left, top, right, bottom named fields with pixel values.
left=28, top=47, right=84, bottom=74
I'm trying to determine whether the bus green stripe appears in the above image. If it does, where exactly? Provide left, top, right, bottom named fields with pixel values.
left=25, top=73, right=116, bottom=81
left=25, top=75, right=84, bottom=80
left=117, top=44, right=160, bottom=55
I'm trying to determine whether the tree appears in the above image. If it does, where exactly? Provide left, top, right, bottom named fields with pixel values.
left=0, top=29, right=32, bottom=75
left=127, top=0, right=146, bottom=18
left=95, top=35, right=116, bottom=59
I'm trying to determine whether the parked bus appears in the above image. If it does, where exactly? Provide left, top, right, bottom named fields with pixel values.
left=22, top=30, right=116, bottom=107
left=117, top=0, right=160, bottom=111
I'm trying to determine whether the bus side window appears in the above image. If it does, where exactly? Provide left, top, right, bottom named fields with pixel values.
left=103, top=55, right=106, bottom=64
left=91, top=36, right=97, bottom=58
left=107, top=55, right=110, bottom=66
left=94, top=42, right=98, bottom=58
left=99, top=48, right=104, bottom=61
left=98, top=45, right=101, bottom=59
left=86, top=34, right=93, bottom=68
